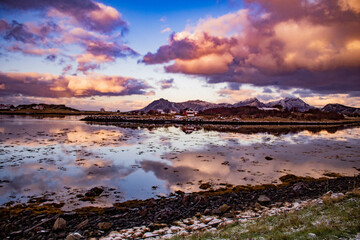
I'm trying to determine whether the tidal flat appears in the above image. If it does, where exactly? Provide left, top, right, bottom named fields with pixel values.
left=0, top=115, right=359, bottom=210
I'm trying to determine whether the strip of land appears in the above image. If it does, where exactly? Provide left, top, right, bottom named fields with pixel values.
left=82, top=115, right=360, bottom=126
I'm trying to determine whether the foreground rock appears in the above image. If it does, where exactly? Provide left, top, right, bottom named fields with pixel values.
left=0, top=175, right=359, bottom=240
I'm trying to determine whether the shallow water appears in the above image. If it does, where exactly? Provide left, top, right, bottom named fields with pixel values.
left=0, top=115, right=359, bottom=210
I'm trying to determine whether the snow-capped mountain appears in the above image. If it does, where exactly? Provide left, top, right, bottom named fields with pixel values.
left=233, top=98, right=266, bottom=108
left=138, top=97, right=318, bottom=113
left=267, top=97, right=314, bottom=112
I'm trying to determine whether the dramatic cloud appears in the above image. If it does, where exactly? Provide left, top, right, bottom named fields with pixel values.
left=143, top=0, right=360, bottom=94
left=0, top=72, right=151, bottom=98
left=158, top=78, right=175, bottom=90
left=0, top=0, right=127, bottom=33
left=0, top=0, right=136, bottom=74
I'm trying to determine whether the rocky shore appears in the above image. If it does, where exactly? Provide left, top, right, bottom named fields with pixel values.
left=81, top=115, right=360, bottom=126
left=1, top=174, right=359, bottom=240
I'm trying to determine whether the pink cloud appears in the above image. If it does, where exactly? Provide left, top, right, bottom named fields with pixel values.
left=142, top=0, right=360, bottom=94
left=0, top=72, right=151, bottom=98
left=0, top=1, right=135, bottom=74
left=8, top=44, right=59, bottom=56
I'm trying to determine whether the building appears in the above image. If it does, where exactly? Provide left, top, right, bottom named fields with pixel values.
left=32, top=104, right=45, bottom=110
left=182, top=108, right=199, bottom=117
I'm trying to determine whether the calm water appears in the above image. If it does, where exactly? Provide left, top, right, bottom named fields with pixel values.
left=0, top=115, right=359, bottom=210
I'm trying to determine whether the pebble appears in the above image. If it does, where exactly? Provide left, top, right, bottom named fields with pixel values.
left=96, top=191, right=354, bottom=239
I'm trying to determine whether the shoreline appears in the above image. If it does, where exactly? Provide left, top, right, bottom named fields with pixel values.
left=81, top=116, right=360, bottom=126
left=1, top=174, right=359, bottom=239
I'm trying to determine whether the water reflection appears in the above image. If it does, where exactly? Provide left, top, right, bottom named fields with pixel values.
left=0, top=115, right=359, bottom=210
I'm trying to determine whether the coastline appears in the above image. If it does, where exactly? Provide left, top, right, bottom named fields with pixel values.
left=1, top=174, right=359, bottom=239
left=81, top=115, right=360, bottom=126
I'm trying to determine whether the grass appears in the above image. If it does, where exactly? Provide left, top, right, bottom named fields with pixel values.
left=172, top=191, right=360, bottom=240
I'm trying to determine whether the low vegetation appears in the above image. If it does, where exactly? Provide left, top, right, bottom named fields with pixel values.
left=201, top=106, right=345, bottom=121
left=172, top=190, right=360, bottom=240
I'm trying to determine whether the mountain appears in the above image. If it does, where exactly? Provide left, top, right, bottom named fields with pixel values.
left=233, top=98, right=266, bottom=108
left=181, top=100, right=231, bottom=111
left=267, top=97, right=314, bottom=112
left=322, top=104, right=360, bottom=116
left=139, top=97, right=319, bottom=113
left=140, top=98, right=182, bottom=112
left=138, top=98, right=230, bottom=112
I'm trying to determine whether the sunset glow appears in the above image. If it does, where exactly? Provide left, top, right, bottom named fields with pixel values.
left=0, top=0, right=359, bottom=110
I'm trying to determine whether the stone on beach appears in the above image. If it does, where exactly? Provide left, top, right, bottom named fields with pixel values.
left=53, top=217, right=66, bottom=230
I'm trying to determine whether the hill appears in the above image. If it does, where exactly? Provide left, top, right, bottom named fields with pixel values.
left=322, top=104, right=360, bottom=116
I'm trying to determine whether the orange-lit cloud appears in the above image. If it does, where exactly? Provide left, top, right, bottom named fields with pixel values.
left=0, top=72, right=151, bottom=98
left=143, top=0, right=360, bottom=94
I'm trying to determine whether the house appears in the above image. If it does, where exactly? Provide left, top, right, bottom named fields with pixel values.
left=182, top=108, right=199, bottom=117
left=0, top=104, right=12, bottom=110
left=156, top=109, right=165, bottom=114
left=32, top=104, right=45, bottom=110
left=259, top=107, right=280, bottom=111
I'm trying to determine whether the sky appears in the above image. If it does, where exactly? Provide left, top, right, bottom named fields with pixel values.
left=0, top=0, right=359, bottom=111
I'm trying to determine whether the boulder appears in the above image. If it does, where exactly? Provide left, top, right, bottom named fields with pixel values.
left=257, top=195, right=271, bottom=203
left=53, top=218, right=66, bottom=230
left=217, top=204, right=231, bottom=214
left=85, top=187, right=104, bottom=197
left=65, top=232, right=84, bottom=240
left=98, top=222, right=113, bottom=230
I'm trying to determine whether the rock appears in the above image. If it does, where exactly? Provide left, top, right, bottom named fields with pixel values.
left=85, top=187, right=104, bottom=197
left=9, top=230, right=22, bottom=237
left=66, top=232, right=84, bottom=240
left=132, top=231, right=144, bottom=238
left=149, top=223, right=167, bottom=231
left=330, top=192, right=345, bottom=201
left=201, top=217, right=213, bottom=224
left=76, top=219, right=89, bottom=230
left=217, top=204, right=231, bottom=213
left=199, top=183, right=211, bottom=190
left=203, top=208, right=211, bottom=215
left=182, top=194, right=191, bottom=206
left=258, top=195, right=271, bottom=203
left=223, top=212, right=234, bottom=218
left=143, top=232, right=157, bottom=238
left=53, top=217, right=66, bottom=230
left=207, top=218, right=222, bottom=227
left=292, top=182, right=307, bottom=192
left=98, top=222, right=113, bottom=230
left=308, top=233, right=316, bottom=237
left=265, top=156, right=273, bottom=160
left=170, top=226, right=182, bottom=233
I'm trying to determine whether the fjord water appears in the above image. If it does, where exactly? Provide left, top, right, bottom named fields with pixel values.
left=0, top=115, right=359, bottom=210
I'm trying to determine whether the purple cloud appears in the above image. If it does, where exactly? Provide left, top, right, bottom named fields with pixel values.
left=159, top=78, right=175, bottom=90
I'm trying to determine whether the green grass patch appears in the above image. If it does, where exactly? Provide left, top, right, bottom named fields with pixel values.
left=172, top=194, right=360, bottom=240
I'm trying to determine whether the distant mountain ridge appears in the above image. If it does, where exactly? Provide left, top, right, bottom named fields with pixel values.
left=233, top=98, right=266, bottom=108
left=322, top=104, right=360, bottom=116
left=138, top=97, right=317, bottom=113
left=140, top=98, right=231, bottom=112
left=266, top=97, right=314, bottom=112
left=0, top=103, right=79, bottom=111
left=138, top=97, right=359, bottom=115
